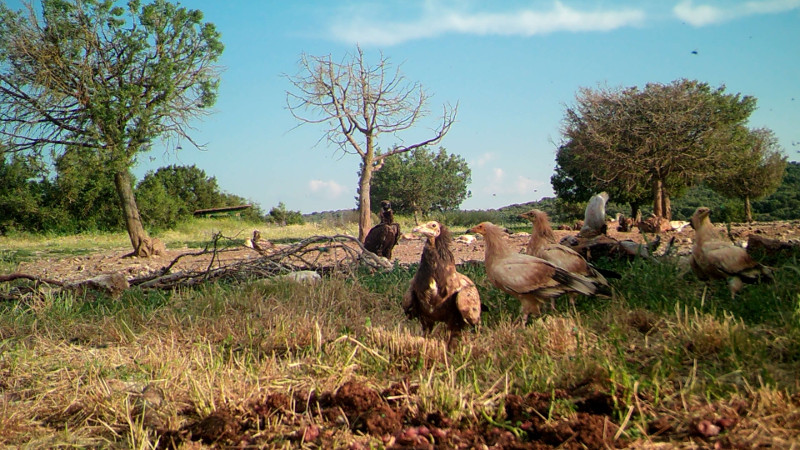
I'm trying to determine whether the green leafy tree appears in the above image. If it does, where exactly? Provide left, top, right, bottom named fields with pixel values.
left=50, top=146, right=122, bottom=231
left=267, top=202, right=304, bottom=226
left=136, top=165, right=264, bottom=228
left=370, top=147, right=471, bottom=221
left=0, top=153, right=48, bottom=233
left=753, top=161, right=800, bottom=220
left=0, top=0, right=223, bottom=256
left=551, top=140, right=649, bottom=218
left=137, top=165, right=223, bottom=217
left=556, top=79, right=756, bottom=219
left=706, top=128, right=787, bottom=222
left=286, top=46, right=456, bottom=241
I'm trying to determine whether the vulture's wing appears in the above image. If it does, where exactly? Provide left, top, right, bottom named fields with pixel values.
left=451, top=272, right=481, bottom=326
left=363, top=225, right=384, bottom=253
left=490, top=253, right=564, bottom=293
left=402, top=283, right=417, bottom=318
left=391, top=224, right=401, bottom=245
left=689, top=254, right=710, bottom=280
left=492, top=253, right=600, bottom=298
left=539, top=244, right=591, bottom=274
left=703, top=244, right=761, bottom=277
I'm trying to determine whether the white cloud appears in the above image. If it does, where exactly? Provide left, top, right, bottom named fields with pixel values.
left=491, top=168, right=504, bottom=183
left=674, top=0, right=800, bottom=26
left=308, top=179, right=347, bottom=199
left=472, top=152, right=495, bottom=168
left=514, top=176, right=541, bottom=195
left=329, top=1, right=646, bottom=46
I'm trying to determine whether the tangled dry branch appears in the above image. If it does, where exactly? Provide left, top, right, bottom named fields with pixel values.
left=0, top=233, right=394, bottom=301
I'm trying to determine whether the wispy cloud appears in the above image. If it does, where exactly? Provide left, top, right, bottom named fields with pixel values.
left=472, top=152, right=495, bottom=168
left=674, top=0, right=800, bottom=26
left=329, top=1, right=646, bottom=46
left=308, top=179, right=347, bottom=199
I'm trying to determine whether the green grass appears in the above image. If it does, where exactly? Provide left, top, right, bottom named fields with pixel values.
left=1, top=220, right=799, bottom=447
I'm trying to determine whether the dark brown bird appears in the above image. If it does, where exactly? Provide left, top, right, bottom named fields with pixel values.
left=363, top=200, right=401, bottom=259
left=690, top=207, right=773, bottom=297
left=469, top=222, right=603, bottom=325
left=402, top=221, right=481, bottom=348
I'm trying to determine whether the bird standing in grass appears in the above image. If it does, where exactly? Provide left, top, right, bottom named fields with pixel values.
left=690, top=207, right=773, bottom=297
left=363, top=200, right=401, bottom=259
left=403, top=221, right=481, bottom=349
left=469, top=221, right=604, bottom=324
left=519, top=209, right=612, bottom=308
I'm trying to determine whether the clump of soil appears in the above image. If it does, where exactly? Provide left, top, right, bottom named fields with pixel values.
left=150, top=380, right=634, bottom=449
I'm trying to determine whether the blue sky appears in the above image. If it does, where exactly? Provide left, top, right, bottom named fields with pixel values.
left=102, top=1, right=800, bottom=212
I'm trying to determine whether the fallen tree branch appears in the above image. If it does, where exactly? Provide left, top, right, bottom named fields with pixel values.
left=0, top=233, right=394, bottom=300
left=0, top=273, right=64, bottom=285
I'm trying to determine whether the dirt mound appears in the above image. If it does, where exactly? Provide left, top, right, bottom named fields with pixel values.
left=148, top=381, right=631, bottom=449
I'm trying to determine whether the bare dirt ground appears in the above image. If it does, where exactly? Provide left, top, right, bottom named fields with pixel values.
left=14, top=221, right=800, bottom=283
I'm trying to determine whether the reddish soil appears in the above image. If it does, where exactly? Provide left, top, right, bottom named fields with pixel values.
left=156, top=380, right=631, bottom=449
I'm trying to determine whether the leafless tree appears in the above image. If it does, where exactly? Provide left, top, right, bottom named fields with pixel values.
left=286, top=46, right=457, bottom=240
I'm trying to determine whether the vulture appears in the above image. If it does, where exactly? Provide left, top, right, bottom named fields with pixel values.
left=578, top=192, right=609, bottom=238
left=690, top=207, right=773, bottom=297
left=363, top=200, right=401, bottom=259
left=469, top=222, right=606, bottom=325
left=402, top=221, right=482, bottom=348
left=616, top=213, right=635, bottom=232
left=519, top=209, right=612, bottom=308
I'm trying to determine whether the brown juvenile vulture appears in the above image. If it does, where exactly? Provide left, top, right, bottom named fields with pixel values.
left=402, top=221, right=481, bottom=349
left=690, top=207, right=773, bottom=298
left=363, top=200, right=401, bottom=259
left=469, top=222, right=606, bottom=325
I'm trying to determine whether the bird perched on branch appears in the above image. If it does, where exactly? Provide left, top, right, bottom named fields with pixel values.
left=402, top=221, right=481, bottom=349
left=690, top=207, right=773, bottom=297
left=578, top=192, right=609, bottom=238
left=519, top=209, right=614, bottom=308
left=469, top=222, right=606, bottom=325
left=363, top=200, right=401, bottom=259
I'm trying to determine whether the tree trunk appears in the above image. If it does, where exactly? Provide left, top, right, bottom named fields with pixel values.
left=357, top=162, right=373, bottom=242
left=114, top=170, right=163, bottom=257
left=745, top=196, right=753, bottom=222
left=662, top=189, right=672, bottom=220
left=652, top=179, right=664, bottom=218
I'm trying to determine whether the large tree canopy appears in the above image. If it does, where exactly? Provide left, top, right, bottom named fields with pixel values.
left=286, top=46, right=456, bottom=241
left=0, top=0, right=223, bottom=256
left=370, top=147, right=471, bottom=221
left=554, top=79, right=757, bottom=220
